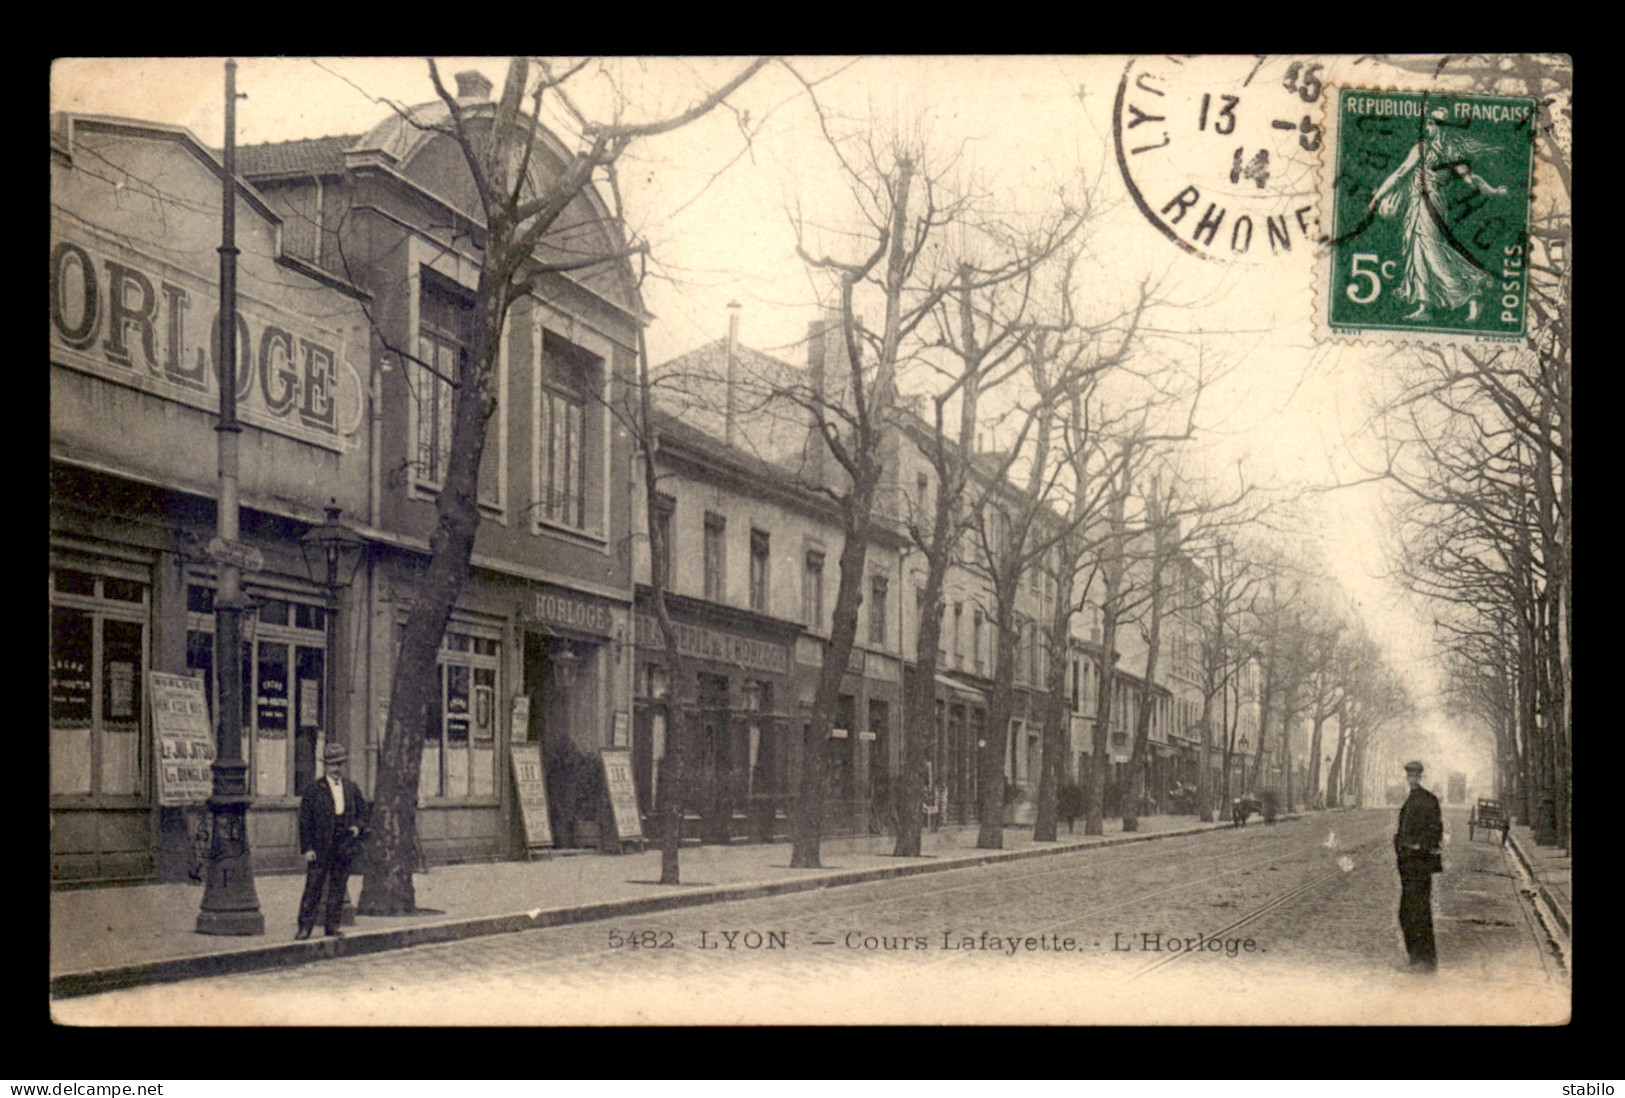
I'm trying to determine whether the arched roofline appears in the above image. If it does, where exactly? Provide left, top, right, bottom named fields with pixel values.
left=346, top=97, right=642, bottom=319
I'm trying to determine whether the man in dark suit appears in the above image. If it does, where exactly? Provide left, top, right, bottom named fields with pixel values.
left=296, top=741, right=368, bottom=940
left=1394, top=759, right=1443, bottom=971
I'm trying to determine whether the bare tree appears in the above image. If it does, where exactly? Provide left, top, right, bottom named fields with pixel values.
left=1189, top=535, right=1262, bottom=821
left=356, top=56, right=768, bottom=914
left=780, top=118, right=949, bottom=868
left=890, top=222, right=1080, bottom=858
left=1119, top=462, right=1258, bottom=832
left=1362, top=53, right=1570, bottom=848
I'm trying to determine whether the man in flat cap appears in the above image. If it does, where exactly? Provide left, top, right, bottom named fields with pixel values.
left=296, top=741, right=368, bottom=940
left=1394, top=760, right=1443, bottom=971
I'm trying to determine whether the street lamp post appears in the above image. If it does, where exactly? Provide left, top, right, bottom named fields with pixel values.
left=197, top=59, right=263, bottom=935
left=302, top=500, right=365, bottom=921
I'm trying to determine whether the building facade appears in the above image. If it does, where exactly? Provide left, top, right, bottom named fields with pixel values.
left=636, top=322, right=909, bottom=842
left=50, top=112, right=372, bottom=882
left=51, top=73, right=646, bottom=883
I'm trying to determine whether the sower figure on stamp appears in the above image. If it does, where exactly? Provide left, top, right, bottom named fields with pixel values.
left=1394, top=760, right=1443, bottom=971
left=296, top=742, right=368, bottom=940
left=1367, top=107, right=1509, bottom=323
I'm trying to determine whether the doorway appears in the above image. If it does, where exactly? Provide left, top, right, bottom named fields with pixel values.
left=523, top=630, right=596, bottom=847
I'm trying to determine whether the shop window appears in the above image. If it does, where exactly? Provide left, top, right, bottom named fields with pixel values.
left=420, top=627, right=501, bottom=801
left=50, top=567, right=148, bottom=799
left=749, top=528, right=770, bottom=613
left=184, top=584, right=326, bottom=800
left=704, top=512, right=726, bottom=602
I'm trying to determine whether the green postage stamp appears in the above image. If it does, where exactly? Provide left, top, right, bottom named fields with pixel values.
left=1325, top=88, right=1536, bottom=343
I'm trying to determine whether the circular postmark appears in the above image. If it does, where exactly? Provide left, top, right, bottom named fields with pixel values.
left=1113, top=55, right=1327, bottom=262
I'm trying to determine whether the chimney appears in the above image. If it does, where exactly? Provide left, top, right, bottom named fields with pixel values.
left=725, top=301, right=741, bottom=447
left=455, top=71, right=493, bottom=100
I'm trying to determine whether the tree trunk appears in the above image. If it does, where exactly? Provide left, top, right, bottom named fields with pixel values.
left=1308, top=712, right=1326, bottom=807
left=1032, top=631, right=1066, bottom=843
left=791, top=482, right=877, bottom=868
left=1033, top=562, right=1077, bottom=843
left=896, top=582, right=944, bottom=858
left=1124, top=549, right=1166, bottom=834
left=360, top=266, right=507, bottom=915
left=978, top=599, right=1020, bottom=848
left=1196, top=691, right=1215, bottom=822
left=1086, top=640, right=1117, bottom=837
left=636, top=328, right=694, bottom=885
left=895, top=449, right=961, bottom=857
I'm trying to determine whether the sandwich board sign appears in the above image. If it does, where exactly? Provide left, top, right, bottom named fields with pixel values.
left=600, top=747, right=644, bottom=847
left=509, top=700, right=553, bottom=854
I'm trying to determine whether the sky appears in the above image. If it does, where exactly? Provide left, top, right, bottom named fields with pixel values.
left=51, top=55, right=1526, bottom=786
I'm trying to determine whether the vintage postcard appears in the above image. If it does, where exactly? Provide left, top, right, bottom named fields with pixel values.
left=49, top=55, right=1570, bottom=1026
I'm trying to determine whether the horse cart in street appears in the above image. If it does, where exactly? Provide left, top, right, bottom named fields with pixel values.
left=1468, top=797, right=1510, bottom=844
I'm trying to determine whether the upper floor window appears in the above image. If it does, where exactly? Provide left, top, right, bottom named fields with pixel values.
left=803, top=547, right=825, bottom=628
left=869, top=575, right=888, bottom=646
left=749, top=529, right=771, bottom=613
left=537, top=332, right=601, bottom=531
left=704, top=512, right=727, bottom=602
left=415, top=274, right=472, bottom=491
left=952, top=602, right=964, bottom=669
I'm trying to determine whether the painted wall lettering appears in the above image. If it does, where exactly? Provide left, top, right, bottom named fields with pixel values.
left=49, top=230, right=361, bottom=451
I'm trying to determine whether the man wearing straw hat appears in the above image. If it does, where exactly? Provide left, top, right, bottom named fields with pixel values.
left=295, top=741, right=368, bottom=940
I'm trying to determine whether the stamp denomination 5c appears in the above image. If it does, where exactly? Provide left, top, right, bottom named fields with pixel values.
left=1324, top=88, right=1536, bottom=343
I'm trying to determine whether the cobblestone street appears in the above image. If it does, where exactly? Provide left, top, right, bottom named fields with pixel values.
left=56, top=810, right=1566, bottom=1025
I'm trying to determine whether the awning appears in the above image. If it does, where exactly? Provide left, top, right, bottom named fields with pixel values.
left=934, top=673, right=986, bottom=702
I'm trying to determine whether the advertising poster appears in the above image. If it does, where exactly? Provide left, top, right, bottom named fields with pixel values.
left=150, top=672, right=214, bottom=806
left=600, top=747, right=643, bottom=844
left=509, top=735, right=552, bottom=850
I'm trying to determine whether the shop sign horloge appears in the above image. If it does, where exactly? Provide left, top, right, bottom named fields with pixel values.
left=49, top=226, right=363, bottom=452
left=526, top=584, right=616, bottom=638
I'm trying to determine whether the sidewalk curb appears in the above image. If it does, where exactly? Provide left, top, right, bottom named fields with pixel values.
left=1506, top=829, right=1570, bottom=938
left=51, top=815, right=1286, bottom=999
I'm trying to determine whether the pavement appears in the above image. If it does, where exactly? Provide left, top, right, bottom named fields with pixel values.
left=52, top=812, right=1258, bottom=997
left=52, top=805, right=1572, bottom=999
left=1506, top=822, right=1572, bottom=946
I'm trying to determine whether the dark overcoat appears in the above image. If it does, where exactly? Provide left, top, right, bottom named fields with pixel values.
left=298, top=777, right=368, bottom=861
left=1394, top=784, right=1443, bottom=877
